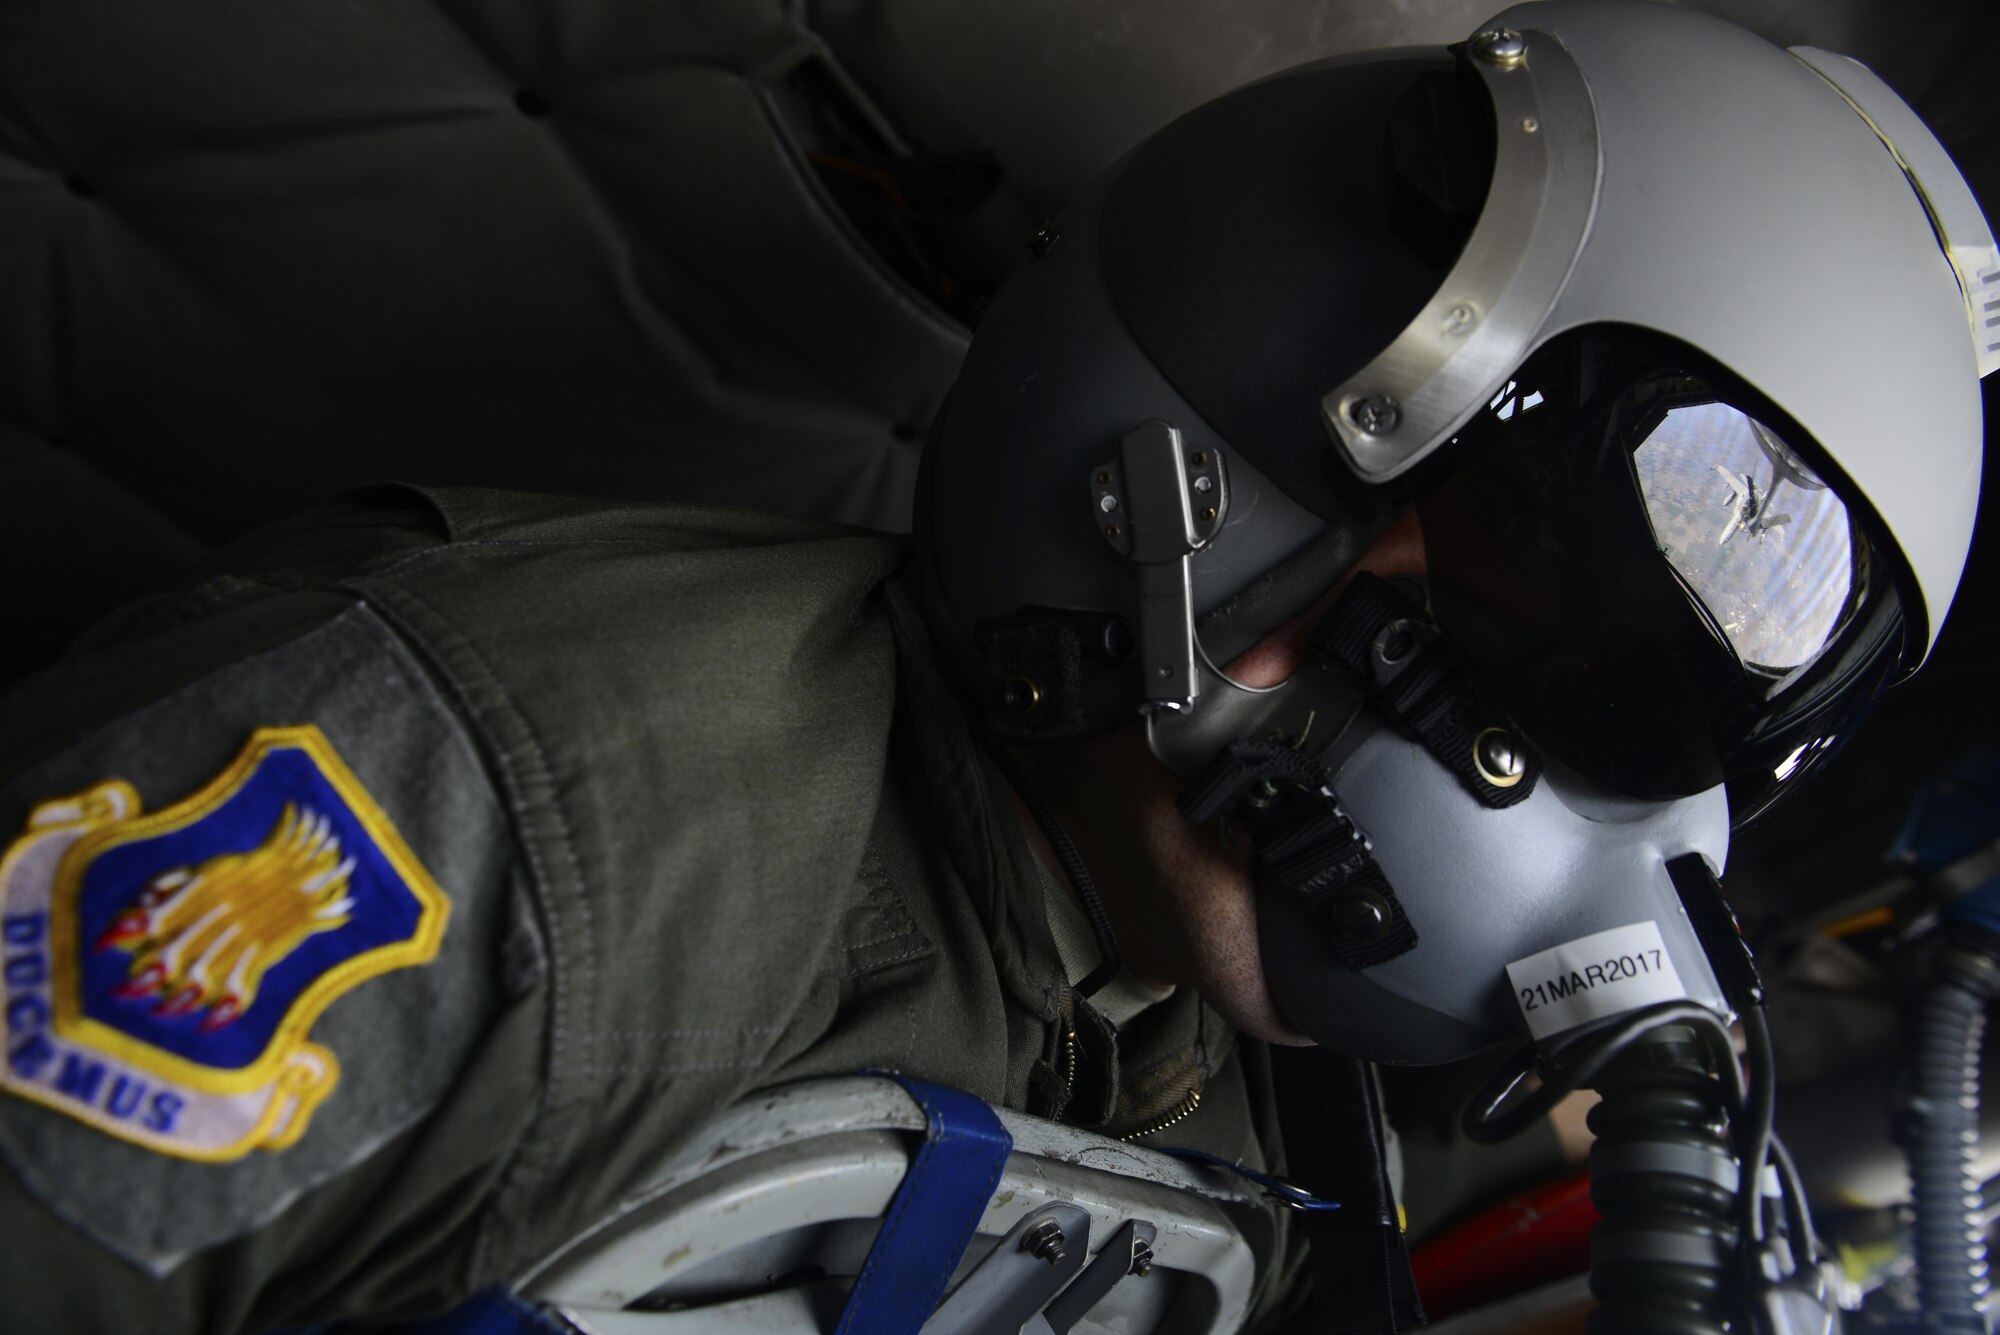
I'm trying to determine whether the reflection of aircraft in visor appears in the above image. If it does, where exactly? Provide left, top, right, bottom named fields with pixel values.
left=1711, top=463, right=1794, bottom=545
left=1710, top=417, right=1820, bottom=548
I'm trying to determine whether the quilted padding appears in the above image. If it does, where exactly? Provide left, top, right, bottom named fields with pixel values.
left=0, top=0, right=969, bottom=678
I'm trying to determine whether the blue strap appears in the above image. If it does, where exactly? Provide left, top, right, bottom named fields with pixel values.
left=836, top=1074, right=1016, bottom=1335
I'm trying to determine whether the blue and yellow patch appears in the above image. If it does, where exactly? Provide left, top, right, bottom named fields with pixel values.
left=0, top=726, right=448, bottom=1160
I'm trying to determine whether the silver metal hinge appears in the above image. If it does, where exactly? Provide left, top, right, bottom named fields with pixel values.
left=1091, top=423, right=1228, bottom=712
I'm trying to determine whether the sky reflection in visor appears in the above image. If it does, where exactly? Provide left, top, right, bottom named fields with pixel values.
left=1632, top=402, right=1855, bottom=672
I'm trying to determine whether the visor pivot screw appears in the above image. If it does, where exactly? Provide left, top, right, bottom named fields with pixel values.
left=1474, top=728, right=1528, bottom=788
left=1099, top=493, right=1120, bottom=513
left=1026, top=220, right=1064, bottom=260
left=1330, top=889, right=1392, bottom=944
left=1347, top=394, right=1402, bottom=436
left=1472, top=28, right=1527, bottom=68
left=1130, top=1241, right=1156, bottom=1277
left=1520, top=116, right=1540, bottom=134
left=1022, top=1218, right=1068, bottom=1266
left=1000, top=677, right=1042, bottom=715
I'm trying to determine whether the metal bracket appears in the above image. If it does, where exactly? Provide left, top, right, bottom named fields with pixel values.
left=1092, top=423, right=1229, bottom=712
left=921, top=1203, right=1091, bottom=1334
left=1041, top=1219, right=1159, bottom=1334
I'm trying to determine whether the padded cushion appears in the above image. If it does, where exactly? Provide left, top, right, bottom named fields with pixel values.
left=0, top=0, right=969, bottom=678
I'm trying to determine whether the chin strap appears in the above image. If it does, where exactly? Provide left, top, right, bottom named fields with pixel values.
left=1177, top=738, right=1419, bottom=970
left=1314, top=573, right=1541, bottom=809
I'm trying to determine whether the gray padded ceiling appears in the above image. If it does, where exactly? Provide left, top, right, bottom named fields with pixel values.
left=0, top=0, right=973, bottom=671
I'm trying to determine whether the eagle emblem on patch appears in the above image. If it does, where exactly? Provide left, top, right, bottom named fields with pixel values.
left=0, top=726, right=449, bottom=1160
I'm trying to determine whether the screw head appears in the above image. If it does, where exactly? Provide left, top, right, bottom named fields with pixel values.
left=1472, top=27, right=1527, bottom=67
left=1191, top=450, right=1209, bottom=466
left=1521, top=116, right=1540, bottom=134
left=1372, top=620, right=1418, bottom=668
left=1099, top=493, right=1120, bottom=513
left=1022, top=1218, right=1068, bottom=1265
left=1473, top=727, right=1527, bottom=787
left=1347, top=394, right=1402, bottom=436
left=1330, top=890, right=1391, bottom=943
left=1131, top=1241, right=1156, bottom=1277
left=1001, top=677, right=1042, bottom=716
left=1201, top=505, right=1218, bottom=523
left=1442, top=301, right=1479, bottom=336
left=1026, top=220, right=1064, bottom=259
left=1105, top=523, right=1121, bottom=539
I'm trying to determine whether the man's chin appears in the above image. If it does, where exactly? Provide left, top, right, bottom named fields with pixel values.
left=1193, top=952, right=1318, bottom=1047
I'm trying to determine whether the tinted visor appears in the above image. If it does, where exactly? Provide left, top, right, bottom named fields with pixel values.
left=1417, top=328, right=1903, bottom=812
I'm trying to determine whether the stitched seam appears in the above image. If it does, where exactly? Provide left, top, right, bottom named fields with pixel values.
left=349, top=580, right=600, bottom=1083
left=844, top=930, right=920, bottom=952
left=583, top=1026, right=786, bottom=1039
left=573, top=1058, right=766, bottom=1075
left=845, top=943, right=927, bottom=976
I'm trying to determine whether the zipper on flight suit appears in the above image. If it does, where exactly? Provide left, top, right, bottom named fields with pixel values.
left=1118, top=1086, right=1203, bottom=1141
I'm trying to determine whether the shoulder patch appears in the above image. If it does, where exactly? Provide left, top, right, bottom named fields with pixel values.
left=0, top=607, right=527, bottom=1275
left=0, top=727, right=448, bottom=1160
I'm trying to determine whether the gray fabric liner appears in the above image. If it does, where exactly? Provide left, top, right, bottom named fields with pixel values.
left=0, top=604, right=522, bottom=1275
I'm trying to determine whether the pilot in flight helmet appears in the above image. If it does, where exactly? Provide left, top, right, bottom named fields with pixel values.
left=914, top=1, right=1996, bottom=1063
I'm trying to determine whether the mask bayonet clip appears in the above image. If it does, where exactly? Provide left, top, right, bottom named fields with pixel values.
left=1092, top=423, right=1229, bottom=714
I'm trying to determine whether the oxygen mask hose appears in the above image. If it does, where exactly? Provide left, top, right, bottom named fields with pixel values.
left=1903, top=926, right=2000, bottom=1334
left=1584, top=1023, right=1743, bottom=1335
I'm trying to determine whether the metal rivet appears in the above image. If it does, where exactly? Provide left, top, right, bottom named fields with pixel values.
left=1193, top=475, right=1214, bottom=492
left=1191, top=450, right=1209, bottom=466
left=1105, top=524, right=1120, bottom=538
left=1099, top=493, right=1119, bottom=513
left=1001, top=677, right=1042, bottom=716
left=1521, top=116, right=1540, bottom=133
left=1473, top=727, right=1527, bottom=787
left=1131, top=1241, right=1155, bottom=1277
left=1022, top=1218, right=1068, bottom=1265
left=1472, top=27, right=1527, bottom=67
left=1373, top=621, right=1417, bottom=668
left=1347, top=394, right=1401, bottom=436
left=1026, top=220, right=1064, bottom=259
left=1201, top=505, right=1218, bottom=522
left=1442, top=301, right=1478, bottom=336
left=1331, top=890, right=1391, bottom=944
left=1096, top=470, right=1112, bottom=484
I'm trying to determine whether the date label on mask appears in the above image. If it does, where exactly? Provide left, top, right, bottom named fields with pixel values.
left=1506, top=921, right=1687, bottom=1041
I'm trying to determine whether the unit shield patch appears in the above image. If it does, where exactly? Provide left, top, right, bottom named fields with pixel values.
left=0, top=726, right=448, bottom=1160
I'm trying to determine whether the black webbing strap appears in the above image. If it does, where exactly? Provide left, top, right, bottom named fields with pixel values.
left=1273, top=1045, right=1427, bottom=1334
left=1179, top=740, right=1418, bottom=970
left=1315, top=574, right=1541, bottom=809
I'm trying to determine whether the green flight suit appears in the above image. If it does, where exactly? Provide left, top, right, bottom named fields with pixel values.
left=0, top=485, right=1304, bottom=1333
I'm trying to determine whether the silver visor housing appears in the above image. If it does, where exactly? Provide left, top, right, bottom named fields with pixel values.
left=1320, top=1, right=1993, bottom=662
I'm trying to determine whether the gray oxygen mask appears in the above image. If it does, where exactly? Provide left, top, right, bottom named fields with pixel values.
left=1152, top=587, right=1732, bottom=1066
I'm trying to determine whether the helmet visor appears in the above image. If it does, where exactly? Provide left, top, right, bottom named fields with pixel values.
left=1417, top=327, right=1902, bottom=809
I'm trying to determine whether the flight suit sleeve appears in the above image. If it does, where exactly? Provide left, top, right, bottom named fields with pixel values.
left=0, top=579, right=548, bottom=1334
